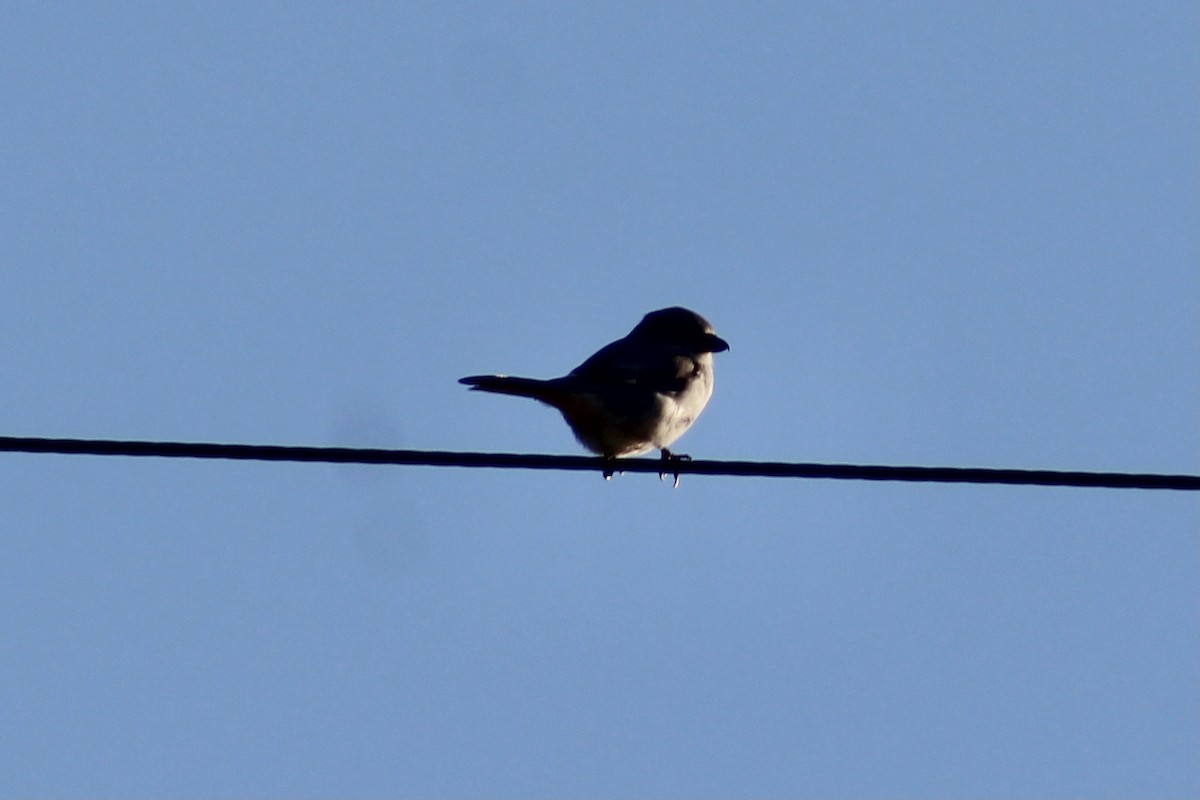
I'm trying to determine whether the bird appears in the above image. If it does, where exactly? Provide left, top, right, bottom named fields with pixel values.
left=459, top=307, right=728, bottom=483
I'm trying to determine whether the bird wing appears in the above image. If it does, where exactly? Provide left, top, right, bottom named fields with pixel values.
left=569, top=338, right=696, bottom=394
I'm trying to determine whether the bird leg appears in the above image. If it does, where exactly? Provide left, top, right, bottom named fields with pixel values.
left=659, top=448, right=691, bottom=488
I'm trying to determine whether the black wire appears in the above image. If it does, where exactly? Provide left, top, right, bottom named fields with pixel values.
left=1, top=435, right=1196, bottom=490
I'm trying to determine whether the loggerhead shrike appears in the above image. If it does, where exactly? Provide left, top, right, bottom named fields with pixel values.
left=460, top=307, right=729, bottom=481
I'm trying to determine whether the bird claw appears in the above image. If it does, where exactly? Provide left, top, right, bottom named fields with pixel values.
left=659, top=449, right=691, bottom=488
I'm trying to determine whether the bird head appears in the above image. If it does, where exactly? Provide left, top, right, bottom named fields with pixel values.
left=630, top=307, right=729, bottom=353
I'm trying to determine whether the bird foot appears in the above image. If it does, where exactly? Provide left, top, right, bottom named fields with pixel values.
left=603, top=458, right=619, bottom=481
left=659, top=449, right=691, bottom=488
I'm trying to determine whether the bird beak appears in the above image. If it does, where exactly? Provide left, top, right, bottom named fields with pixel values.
left=706, top=334, right=730, bottom=353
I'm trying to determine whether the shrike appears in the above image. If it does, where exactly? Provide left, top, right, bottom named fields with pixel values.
left=459, top=307, right=728, bottom=482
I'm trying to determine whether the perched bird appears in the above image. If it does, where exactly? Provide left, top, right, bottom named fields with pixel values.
left=459, top=307, right=729, bottom=482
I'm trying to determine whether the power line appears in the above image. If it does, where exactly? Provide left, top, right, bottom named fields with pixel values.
left=1, top=435, right=1196, bottom=490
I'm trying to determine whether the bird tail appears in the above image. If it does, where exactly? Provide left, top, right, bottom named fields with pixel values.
left=458, top=375, right=568, bottom=405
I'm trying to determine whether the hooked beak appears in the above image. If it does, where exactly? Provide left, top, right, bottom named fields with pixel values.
left=705, top=333, right=730, bottom=353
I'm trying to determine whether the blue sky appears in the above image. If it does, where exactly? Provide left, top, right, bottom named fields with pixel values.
left=2, top=3, right=1197, bottom=797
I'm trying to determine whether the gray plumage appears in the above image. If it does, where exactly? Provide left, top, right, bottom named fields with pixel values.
left=460, top=307, right=729, bottom=461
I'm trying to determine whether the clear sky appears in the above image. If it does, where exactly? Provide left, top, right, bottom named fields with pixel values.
left=2, top=3, right=1197, bottom=798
